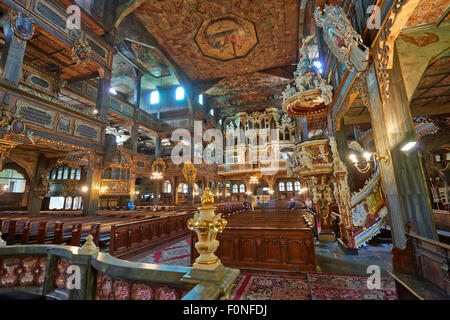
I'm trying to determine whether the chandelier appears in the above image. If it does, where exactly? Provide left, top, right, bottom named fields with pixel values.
left=151, top=158, right=166, bottom=180
left=250, top=176, right=259, bottom=185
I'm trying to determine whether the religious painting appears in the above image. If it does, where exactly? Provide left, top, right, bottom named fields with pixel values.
left=195, top=13, right=258, bottom=61
left=10, top=11, right=35, bottom=41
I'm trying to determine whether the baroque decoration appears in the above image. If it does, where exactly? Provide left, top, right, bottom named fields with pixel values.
left=182, top=162, right=197, bottom=185
left=187, top=187, right=227, bottom=270
left=287, top=137, right=387, bottom=249
left=71, top=39, right=93, bottom=67
left=314, top=5, right=369, bottom=72
left=282, top=35, right=333, bottom=117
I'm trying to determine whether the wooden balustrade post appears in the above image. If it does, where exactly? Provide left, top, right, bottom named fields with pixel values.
left=70, top=224, right=82, bottom=246
left=90, top=224, right=101, bottom=246
left=37, top=222, right=47, bottom=244
left=53, top=222, right=64, bottom=244
left=109, top=225, right=117, bottom=256
left=7, top=220, right=17, bottom=245
left=21, top=221, right=32, bottom=244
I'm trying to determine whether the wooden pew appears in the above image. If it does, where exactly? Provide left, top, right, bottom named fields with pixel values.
left=21, top=221, right=32, bottom=244
left=90, top=224, right=101, bottom=246
left=70, top=224, right=82, bottom=246
left=53, top=222, right=64, bottom=244
left=7, top=220, right=17, bottom=245
left=37, top=222, right=47, bottom=244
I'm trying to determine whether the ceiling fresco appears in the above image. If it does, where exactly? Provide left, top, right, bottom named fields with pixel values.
left=396, top=23, right=450, bottom=101
left=111, top=54, right=137, bottom=95
left=133, top=0, right=301, bottom=81
left=206, top=72, right=289, bottom=117
left=194, top=13, right=258, bottom=61
left=111, top=40, right=180, bottom=95
left=410, top=54, right=450, bottom=107
left=405, top=0, right=449, bottom=28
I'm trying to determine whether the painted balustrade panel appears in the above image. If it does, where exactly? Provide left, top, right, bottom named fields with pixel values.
left=95, top=272, right=190, bottom=300
left=0, top=245, right=237, bottom=300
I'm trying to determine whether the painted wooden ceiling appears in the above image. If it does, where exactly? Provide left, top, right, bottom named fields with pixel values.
left=133, top=0, right=302, bottom=81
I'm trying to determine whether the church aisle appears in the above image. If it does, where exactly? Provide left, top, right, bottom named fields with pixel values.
left=124, top=234, right=397, bottom=300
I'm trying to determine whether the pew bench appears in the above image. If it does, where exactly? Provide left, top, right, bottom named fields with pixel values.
left=388, top=271, right=450, bottom=300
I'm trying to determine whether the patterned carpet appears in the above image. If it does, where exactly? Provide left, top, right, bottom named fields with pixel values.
left=131, top=237, right=191, bottom=266
left=126, top=237, right=398, bottom=300
left=231, top=270, right=310, bottom=300
left=308, top=273, right=398, bottom=300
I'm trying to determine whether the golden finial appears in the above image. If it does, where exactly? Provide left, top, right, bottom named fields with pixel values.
left=201, top=187, right=215, bottom=208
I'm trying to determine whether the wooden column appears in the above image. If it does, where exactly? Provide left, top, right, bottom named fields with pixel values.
left=96, top=73, right=111, bottom=120
left=0, top=16, right=28, bottom=85
left=82, top=166, right=101, bottom=216
left=365, top=48, right=437, bottom=249
left=27, top=154, right=48, bottom=215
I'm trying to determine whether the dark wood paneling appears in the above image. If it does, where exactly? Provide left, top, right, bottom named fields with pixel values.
left=109, top=213, right=194, bottom=258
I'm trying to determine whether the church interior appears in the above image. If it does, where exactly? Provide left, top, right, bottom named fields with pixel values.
left=0, top=0, right=448, bottom=301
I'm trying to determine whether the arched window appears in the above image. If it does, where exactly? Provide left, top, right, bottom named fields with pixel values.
left=232, top=184, right=238, bottom=193
left=198, top=94, right=204, bottom=105
left=294, top=181, right=301, bottom=191
left=0, top=169, right=26, bottom=193
left=150, top=91, right=160, bottom=104
left=49, top=197, right=65, bottom=210
left=175, top=86, right=185, bottom=100
left=278, top=182, right=285, bottom=192
left=163, top=181, right=172, bottom=194
left=286, top=182, right=293, bottom=191
left=178, top=183, right=188, bottom=194
left=239, top=184, right=245, bottom=193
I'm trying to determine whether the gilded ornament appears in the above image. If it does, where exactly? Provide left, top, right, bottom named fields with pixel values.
left=201, top=187, right=215, bottom=208
left=182, top=162, right=197, bottom=184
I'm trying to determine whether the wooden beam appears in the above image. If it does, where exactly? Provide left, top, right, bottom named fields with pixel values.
left=67, top=71, right=100, bottom=84
left=344, top=103, right=450, bottom=125
left=259, top=65, right=296, bottom=79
